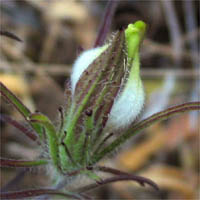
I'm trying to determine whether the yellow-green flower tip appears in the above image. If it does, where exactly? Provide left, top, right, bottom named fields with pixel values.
left=125, top=21, right=146, bottom=64
left=125, top=20, right=146, bottom=40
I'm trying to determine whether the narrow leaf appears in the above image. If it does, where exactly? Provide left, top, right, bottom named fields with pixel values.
left=30, top=113, right=60, bottom=170
left=0, top=82, right=31, bottom=118
left=0, top=114, right=38, bottom=143
left=93, top=165, right=159, bottom=190
left=76, top=175, right=158, bottom=194
left=134, top=102, right=200, bottom=130
left=0, top=158, right=48, bottom=168
left=94, top=0, right=118, bottom=47
left=0, top=82, right=43, bottom=137
left=91, top=102, right=200, bottom=164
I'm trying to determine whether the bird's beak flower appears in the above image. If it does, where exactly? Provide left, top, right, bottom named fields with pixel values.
left=2, top=18, right=200, bottom=199
left=55, top=21, right=147, bottom=171
left=70, top=20, right=146, bottom=134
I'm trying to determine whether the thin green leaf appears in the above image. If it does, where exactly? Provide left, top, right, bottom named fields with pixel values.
left=30, top=113, right=60, bottom=170
left=0, top=158, right=48, bottom=167
left=0, top=82, right=44, bottom=137
left=0, top=82, right=31, bottom=118
left=91, top=102, right=200, bottom=164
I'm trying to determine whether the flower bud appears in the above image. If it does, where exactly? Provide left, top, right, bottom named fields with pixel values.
left=71, top=45, right=109, bottom=94
left=106, top=21, right=146, bottom=131
left=67, top=21, right=146, bottom=145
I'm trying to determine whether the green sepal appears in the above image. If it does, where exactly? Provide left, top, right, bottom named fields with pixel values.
left=73, top=130, right=87, bottom=165
left=29, top=113, right=60, bottom=171
left=58, top=145, right=73, bottom=172
left=74, top=114, right=94, bottom=165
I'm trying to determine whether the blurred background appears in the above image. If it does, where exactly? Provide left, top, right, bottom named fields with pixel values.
left=0, top=0, right=199, bottom=199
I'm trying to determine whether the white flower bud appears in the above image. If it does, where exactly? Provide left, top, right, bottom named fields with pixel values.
left=70, top=21, right=146, bottom=133
left=71, top=45, right=108, bottom=94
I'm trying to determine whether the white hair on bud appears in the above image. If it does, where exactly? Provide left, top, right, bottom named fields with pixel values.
left=71, top=45, right=108, bottom=94
left=105, top=78, right=144, bottom=132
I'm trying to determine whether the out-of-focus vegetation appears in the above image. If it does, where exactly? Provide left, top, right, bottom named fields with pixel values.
left=0, top=0, right=199, bottom=199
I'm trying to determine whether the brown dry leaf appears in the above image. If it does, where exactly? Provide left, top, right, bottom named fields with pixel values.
left=139, top=165, right=197, bottom=199
left=117, top=124, right=166, bottom=171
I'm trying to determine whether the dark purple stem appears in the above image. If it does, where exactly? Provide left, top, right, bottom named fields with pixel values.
left=92, top=165, right=159, bottom=191
left=0, top=189, right=83, bottom=200
left=94, top=0, right=118, bottom=47
left=0, top=114, right=39, bottom=144
left=76, top=175, right=159, bottom=194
